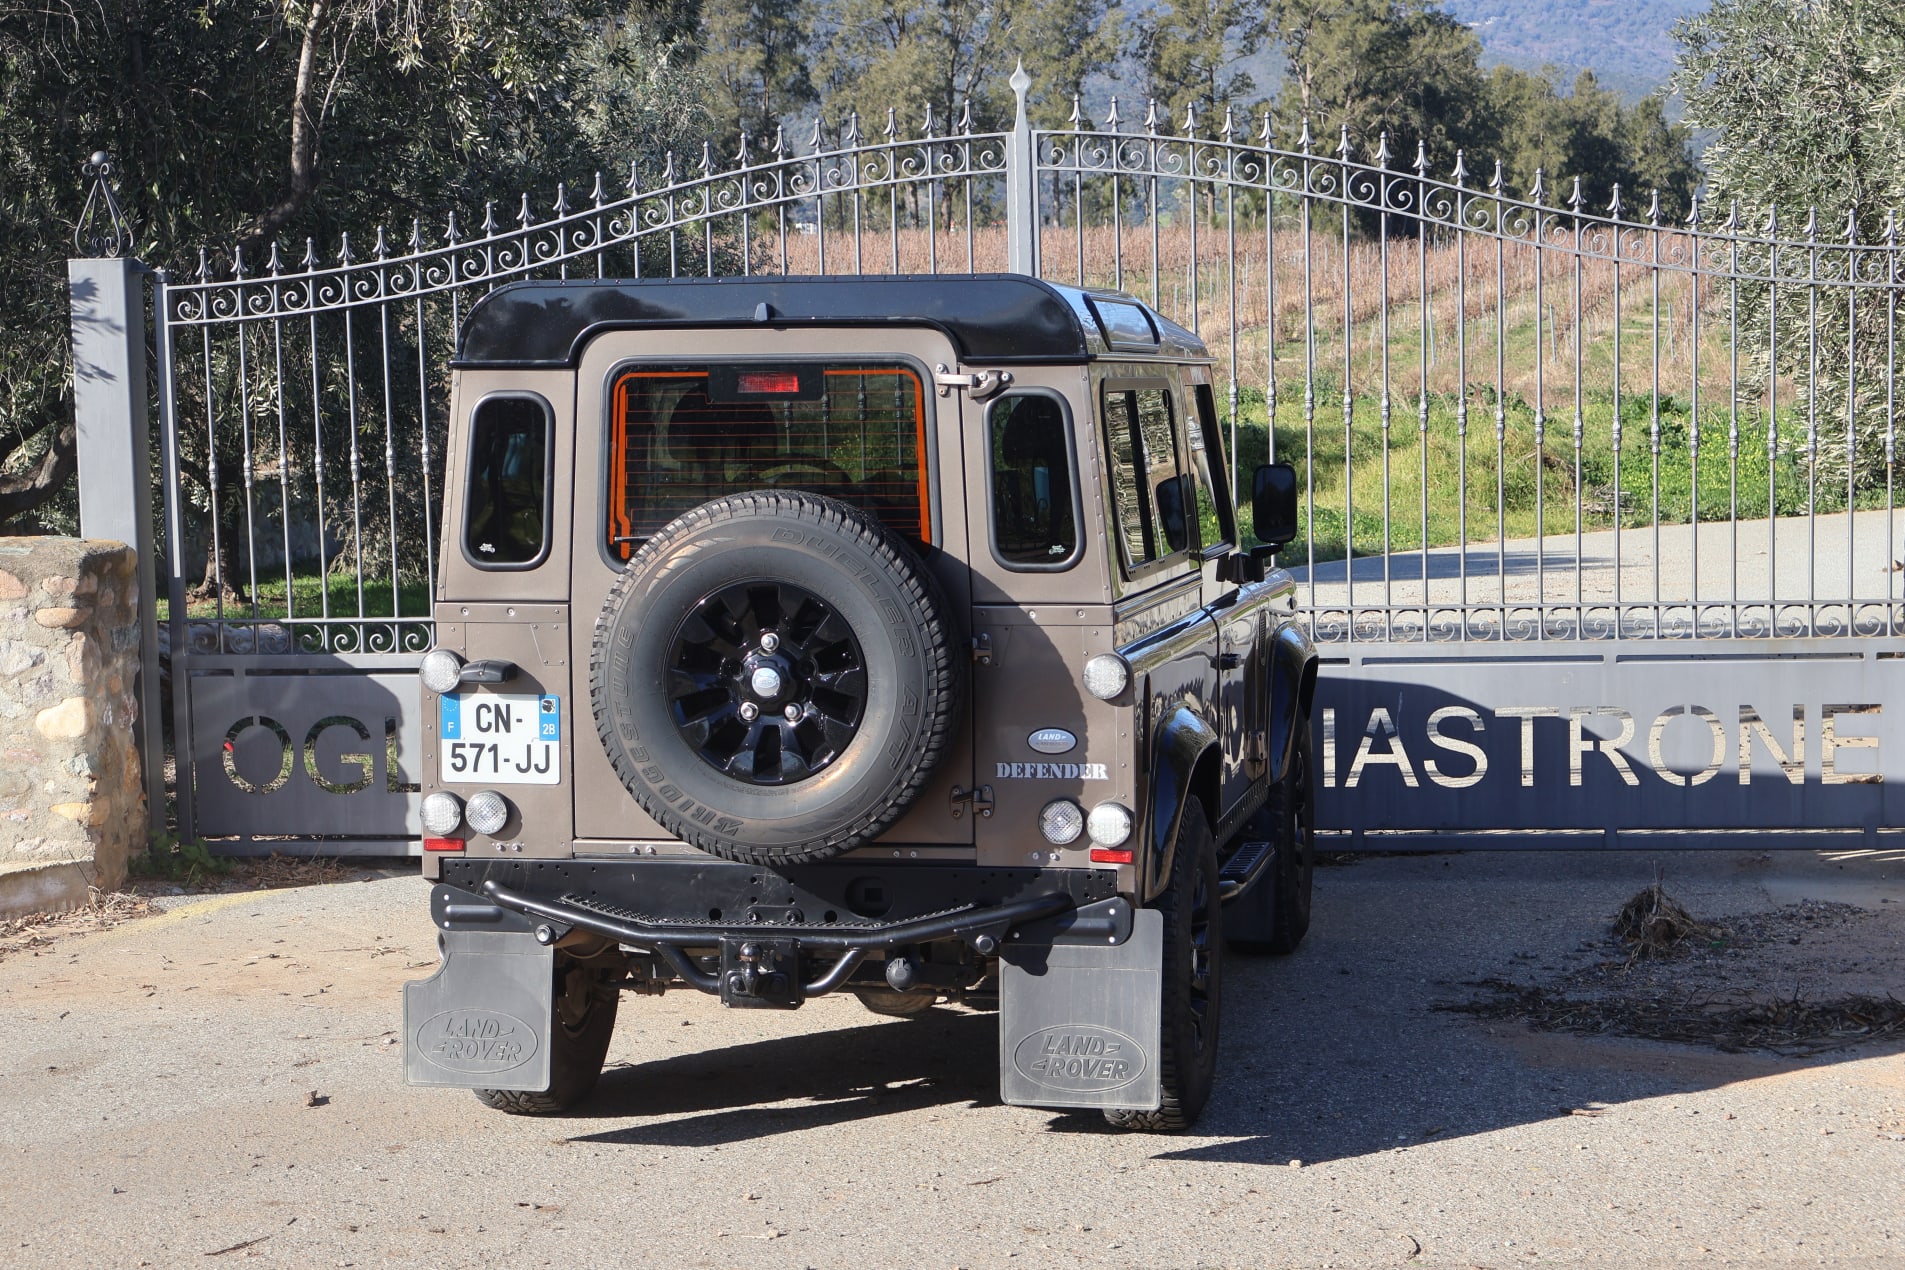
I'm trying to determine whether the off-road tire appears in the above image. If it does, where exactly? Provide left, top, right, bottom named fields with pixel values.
left=1105, top=800, right=1222, bottom=1132
left=1228, top=712, right=1316, bottom=955
left=473, top=954, right=621, bottom=1115
left=591, top=491, right=961, bottom=866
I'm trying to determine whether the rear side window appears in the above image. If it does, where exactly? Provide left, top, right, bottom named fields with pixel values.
left=988, top=394, right=1077, bottom=567
left=607, top=362, right=928, bottom=559
left=1101, top=381, right=1188, bottom=573
left=464, top=395, right=551, bottom=568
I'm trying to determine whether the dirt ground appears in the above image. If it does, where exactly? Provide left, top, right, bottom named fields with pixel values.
left=0, top=847, right=1901, bottom=1269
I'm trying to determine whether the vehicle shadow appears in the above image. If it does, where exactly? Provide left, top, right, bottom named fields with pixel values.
left=568, top=1009, right=1001, bottom=1148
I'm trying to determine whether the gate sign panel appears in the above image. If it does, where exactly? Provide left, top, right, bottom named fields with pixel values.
left=1315, top=641, right=1901, bottom=843
left=188, top=656, right=422, bottom=843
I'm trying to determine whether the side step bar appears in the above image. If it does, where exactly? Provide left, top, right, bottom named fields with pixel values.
left=1217, top=838, right=1277, bottom=902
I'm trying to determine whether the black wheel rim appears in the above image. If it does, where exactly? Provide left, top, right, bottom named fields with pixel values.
left=1188, top=865, right=1214, bottom=1053
left=666, top=579, right=867, bottom=785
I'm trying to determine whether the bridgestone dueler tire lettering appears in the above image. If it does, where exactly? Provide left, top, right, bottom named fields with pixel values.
left=591, top=491, right=961, bottom=866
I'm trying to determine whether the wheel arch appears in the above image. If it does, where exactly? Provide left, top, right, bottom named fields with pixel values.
left=1267, top=620, right=1319, bottom=786
left=1143, top=702, right=1222, bottom=902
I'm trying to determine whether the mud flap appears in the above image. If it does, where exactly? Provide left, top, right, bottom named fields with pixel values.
left=998, top=908, right=1163, bottom=1112
left=404, top=929, right=554, bottom=1091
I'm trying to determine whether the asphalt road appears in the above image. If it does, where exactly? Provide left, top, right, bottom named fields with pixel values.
left=2, top=849, right=1902, bottom=1269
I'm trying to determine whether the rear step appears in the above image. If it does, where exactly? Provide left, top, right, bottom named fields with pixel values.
left=1218, top=838, right=1276, bottom=902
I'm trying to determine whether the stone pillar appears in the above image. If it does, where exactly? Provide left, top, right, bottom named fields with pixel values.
left=0, top=537, right=144, bottom=916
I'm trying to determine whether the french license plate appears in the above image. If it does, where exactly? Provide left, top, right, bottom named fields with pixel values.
left=439, top=694, right=560, bottom=785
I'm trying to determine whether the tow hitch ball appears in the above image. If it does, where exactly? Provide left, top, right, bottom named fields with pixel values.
left=719, top=937, right=801, bottom=1008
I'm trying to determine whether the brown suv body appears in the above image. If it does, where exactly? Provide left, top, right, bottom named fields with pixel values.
left=405, top=275, right=1316, bottom=1126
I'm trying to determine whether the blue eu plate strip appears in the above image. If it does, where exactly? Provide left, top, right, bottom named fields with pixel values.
left=440, top=694, right=462, bottom=740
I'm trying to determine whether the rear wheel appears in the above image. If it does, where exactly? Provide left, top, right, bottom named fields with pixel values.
left=1105, top=800, right=1222, bottom=1132
left=474, top=953, right=622, bottom=1115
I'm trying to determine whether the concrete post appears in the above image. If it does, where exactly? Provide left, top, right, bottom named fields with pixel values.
left=66, top=256, right=164, bottom=839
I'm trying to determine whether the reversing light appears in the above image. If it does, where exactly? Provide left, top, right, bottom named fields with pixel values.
left=465, top=789, right=510, bottom=836
left=1087, top=802, right=1134, bottom=847
left=420, top=648, right=464, bottom=695
left=1038, top=798, right=1084, bottom=845
left=1082, top=654, right=1130, bottom=701
left=420, top=791, right=464, bottom=836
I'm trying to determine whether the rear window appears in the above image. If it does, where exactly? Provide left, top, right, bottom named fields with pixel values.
left=464, top=394, right=551, bottom=568
left=606, top=363, right=929, bottom=559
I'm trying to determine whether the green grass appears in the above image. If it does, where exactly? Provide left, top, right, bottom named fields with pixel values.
left=158, top=572, right=432, bottom=623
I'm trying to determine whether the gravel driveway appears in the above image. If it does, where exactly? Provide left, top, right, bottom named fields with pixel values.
left=2, top=848, right=1901, bottom=1268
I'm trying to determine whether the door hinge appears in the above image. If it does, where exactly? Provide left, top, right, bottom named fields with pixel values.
left=951, top=784, right=995, bottom=819
left=933, top=363, right=1014, bottom=399
left=971, top=633, right=993, bottom=665
left=1245, top=730, right=1268, bottom=777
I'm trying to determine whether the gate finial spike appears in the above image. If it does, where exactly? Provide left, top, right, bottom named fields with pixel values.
left=301, top=237, right=318, bottom=270
left=1258, top=107, right=1272, bottom=144
left=517, top=192, right=534, bottom=228
left=1336, top=123, right=1352, bottom=161
left=1010, top=59, right=1032, bottom=110
left=1608, top=182, right=1623, bottom=218
left=771, top=124, right=787, bottom=159
left=231, top=242, right=246, bottom=281
left=267, top=240, right=283, bottom=275
left=196, top=246, right=210, bottom=282
left=662, top=150, right=677, bottom=183
left=1414, top=137, right=1429, bottom=174
left=1221, top=106, right=1235, bottom=142
left=1105, top=96, right=1122, bottom=130
left=372, top=225, right=388, bottom=260
left=958, top=96, right=974, bottom=135
left=1298, top=117, right=1313, bottom=153
left=1451, top=149, right=1468, bottom=186
left=589, top=171, right=606, bottom=207
left=1374, top=131, right=1391, bottom=166
left=552, top=182, right=569, bottom=217
left=923, top=101, right=937, bottom=140
left=1489, top=157, right=1503, bottom=196
left=1069, top=94, right=1083, bottom=128
left=1144, top=98, right=1159, bottom=132
left=480, top=201, right=497, bottom=236
left=1687, top=190, right=1701, bottom=230
left=74, top=150, right=133, bottom=258
left=1765, top=205, right=1779, bottom=236
left=809, top=117, right=825, bottom=153
left=734, top=131, right=751, bottom=166
left=1530, top=166, right=1545, bottom=204
left=1723, top=198, right=1738, bottom=233
left=1183, top=101, right=1198, bottom=137
left=408, top=219, right=422, bottom=253
left=883, top=106, right=897, bottom=140
left=843, top=111, right=861, bottom=148
left=1567, top=175, right=1584, bottom=213
left=699, top=140, right=714, bottom=177
left=1845, top=205, right=1860, bottom=243
left=1887, top=209, right=1898, bottom=247
left=1648, top=188, right=1662, bottom=227
left=626, top=159, right=641, bottom=196
left=338, top=232, right=354, bottom=266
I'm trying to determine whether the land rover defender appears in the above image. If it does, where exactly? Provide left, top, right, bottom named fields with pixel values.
left=404, top=274, right=1318, bottom=1129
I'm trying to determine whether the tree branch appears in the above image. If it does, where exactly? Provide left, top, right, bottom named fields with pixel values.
left=0, top=419, right=77, bottom=528
left=239, top=1, right=333, bottom=248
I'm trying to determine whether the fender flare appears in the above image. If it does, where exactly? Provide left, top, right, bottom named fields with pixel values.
left=1267, top=620, right=1319, bottom=786
left=1144, top=703, right=1221, bottom=901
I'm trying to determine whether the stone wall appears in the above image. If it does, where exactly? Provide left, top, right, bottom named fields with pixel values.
left=0, top=538, right=144, bottom=916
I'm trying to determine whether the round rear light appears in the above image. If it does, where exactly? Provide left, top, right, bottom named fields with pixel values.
left=1087, top=802, right=1134, bottom=847
left=420, top=792, right=463, bottom=836
left=465, top=790, right=510, bottom=836
left=1082, top=654, right=1130, bottom=701
left=420, top=648, right=463, bottom=695
left=1038, top=798, right=1084, bottom=845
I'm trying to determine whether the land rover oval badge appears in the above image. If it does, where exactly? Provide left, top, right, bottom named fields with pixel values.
left=1027, top=728, right=1077, bottom=755
left=1012, top=1024, right=1148, bottom=1094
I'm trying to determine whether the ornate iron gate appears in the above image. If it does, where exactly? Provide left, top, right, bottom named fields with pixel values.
left=90, top=64, right=1902, bottom=853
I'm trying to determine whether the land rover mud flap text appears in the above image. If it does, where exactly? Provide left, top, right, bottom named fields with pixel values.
left=998, top=909, right=1163, bottom=1112
left=403, top=929, right=555, bottom=1091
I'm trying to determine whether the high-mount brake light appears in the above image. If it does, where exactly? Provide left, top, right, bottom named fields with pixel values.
left=737, top=371, right=802, bottom=394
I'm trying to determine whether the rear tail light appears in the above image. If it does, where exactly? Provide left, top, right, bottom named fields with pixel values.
left=1089, top=847, right=1134, bottom=865
left=423, top=837, right=464, bottom=852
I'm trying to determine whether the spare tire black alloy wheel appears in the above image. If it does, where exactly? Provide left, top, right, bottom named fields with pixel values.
left=668, top=580, right=867, bottom=784
left=593, top=491, right=961, bottom=867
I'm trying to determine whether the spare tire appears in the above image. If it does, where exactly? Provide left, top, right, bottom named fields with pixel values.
left=591, top=491, right=962, bottom=866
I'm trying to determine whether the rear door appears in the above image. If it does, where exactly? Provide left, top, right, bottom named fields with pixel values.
left=568, top=327, right=975, bottom=850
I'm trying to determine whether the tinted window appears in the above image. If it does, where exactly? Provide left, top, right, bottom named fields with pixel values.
left=988, top=395, right=1077, bottom=566
left=608, top=363, right=927, bottom=558
left=1188, top=384, right=1235, bottom=553
left=1101, top=382, right=1188, bottom=572
left=464, top=396, right=550, bottom=567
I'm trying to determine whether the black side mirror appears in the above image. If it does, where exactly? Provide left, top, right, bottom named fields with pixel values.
left=1251, top=462, right=1299, bottom=551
